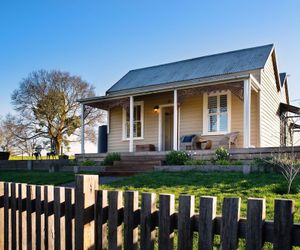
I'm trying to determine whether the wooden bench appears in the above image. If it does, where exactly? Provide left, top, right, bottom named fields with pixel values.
left=193, top=132, right=239, bottom=150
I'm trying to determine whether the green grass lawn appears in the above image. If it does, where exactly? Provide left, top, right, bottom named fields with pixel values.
left=101, top=171, right=300, bottom=221
left=0, top=170, right=76, bottom=185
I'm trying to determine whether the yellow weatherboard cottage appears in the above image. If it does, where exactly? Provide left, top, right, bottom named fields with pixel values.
left=78, top=44, right=296, bottom=153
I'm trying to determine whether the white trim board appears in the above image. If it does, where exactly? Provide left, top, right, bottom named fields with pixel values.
left=122, top=101, right=144, bottom=141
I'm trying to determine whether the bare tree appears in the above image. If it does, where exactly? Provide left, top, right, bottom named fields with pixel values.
left=0, top=114, right=40, bottom=155
left=270, top=152, right=300, bottom=194
left=11, top=70, right=104, bottom=154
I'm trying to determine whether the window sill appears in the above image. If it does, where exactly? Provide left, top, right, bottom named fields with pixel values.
left=122, top=137, right=144, bottom=141
left=202, top=131, right=229, bottom=136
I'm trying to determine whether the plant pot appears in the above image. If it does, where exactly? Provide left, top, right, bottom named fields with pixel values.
left=0, top=152, right=10, bottom=160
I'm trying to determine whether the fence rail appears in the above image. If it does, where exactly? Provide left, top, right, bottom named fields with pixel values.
left=0, top=174, right=299, bottom=249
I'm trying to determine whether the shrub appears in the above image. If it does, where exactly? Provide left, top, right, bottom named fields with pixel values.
left=184, top=159, right=207, bottom=165
left=165, top=151, right=190, bottom=165
left=232, top=160, right=243, bottom=165
left=67, top=159, right=78, bottom=166
left=102, top=152, right=121, bottom=166
left=215, top=159, right=230, bottom=165
left=81, top=160, right=96, bottom=166
left=58, top=155, right=69, bottom=160
left=252, top=157, right=275, bottom=169
left=215, top=147, right=229, bottom=161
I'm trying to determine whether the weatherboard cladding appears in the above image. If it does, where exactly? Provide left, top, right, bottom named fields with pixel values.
left=107, top=44, right=274, bottom=94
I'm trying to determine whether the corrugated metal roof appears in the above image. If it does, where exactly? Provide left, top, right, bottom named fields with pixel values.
left=107, top=44, right=274, bottom=94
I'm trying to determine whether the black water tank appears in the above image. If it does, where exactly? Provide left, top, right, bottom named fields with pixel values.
left=98, top=125, right=108, bottom=153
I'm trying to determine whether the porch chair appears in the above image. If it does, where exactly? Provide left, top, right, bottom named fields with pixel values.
left=192, top=135, right=213, bottom=150
left=218, top=132, right=239, bottom=149
left=180, top=134, right=196, bottom=150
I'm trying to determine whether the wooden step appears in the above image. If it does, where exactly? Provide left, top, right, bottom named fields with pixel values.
left=121, top=155, right=165, bottom=161
left=107, top=166, right=154, bottom=171
left=113, top=160, right=161, bottom=166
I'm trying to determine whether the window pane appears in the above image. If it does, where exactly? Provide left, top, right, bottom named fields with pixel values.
left=208, top=115, right=217, bottom=132
left=136, top=122, right=141, bottom=137
left=208, top=96, right=217, bottom=114
left=126, top=109, right=130, bottom=121
left=220, top=113, right=228, bottom=131
left=134, top=105, right=141, bottom=121
left=220, top=95, right=227, bottom=112
left=126, top=104, right=142, bottom=138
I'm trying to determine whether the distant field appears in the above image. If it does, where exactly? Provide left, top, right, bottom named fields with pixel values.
left=9, top=155, right=75, bottom=160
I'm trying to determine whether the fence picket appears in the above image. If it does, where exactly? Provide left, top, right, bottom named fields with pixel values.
left=44, top=185, right=55, bottom=250
left=95, top=190, right=108, bottom=250
left=158, top=194, right=175, bottom=250
left=18, top=183, right=27, bottom=250
left=4, top=182, right=10, bottom=250
left=178, top=194, right=194, bottom=250
left=0, top=182, right=4, bottom=250
left=221, top=197, right=241, bottom=250
left=75, top=175, right=99, bottom=250
left=124, top=191, right=139, bottom=250
left=11, top=183, right=17, bottom=250
left=65, top=188, right=74, bottom=250
left=198, top=196, right=217, bottom=250
left=27, top=184, right=36, bottom=250
left=140, top=192, right=156, bottom=250
left=4, top=182, right=11, bottom=250
left=36, top=185, right=45, bottom=250
left=246, top=198, right=265, bottom=250
left=108, top=190, right=123, bottom=250
left=274, top=199, right=294, bottom=250
left=54, top=187, right=65, bottom=250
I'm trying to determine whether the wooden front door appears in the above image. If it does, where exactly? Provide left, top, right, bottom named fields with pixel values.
left=162, top=107, right=173, bottom=151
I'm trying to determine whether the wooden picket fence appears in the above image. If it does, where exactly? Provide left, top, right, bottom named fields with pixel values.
left=0, top=174, right=299, bottom=250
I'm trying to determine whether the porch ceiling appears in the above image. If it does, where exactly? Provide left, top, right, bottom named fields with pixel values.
left=178, top=81, right=244, bottom=103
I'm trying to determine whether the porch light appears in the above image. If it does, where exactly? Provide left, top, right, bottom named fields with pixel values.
left=154, top=106, right=159, bottom=113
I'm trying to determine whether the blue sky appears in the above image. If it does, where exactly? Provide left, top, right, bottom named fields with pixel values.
left=1, top=1, right=300, bottom=116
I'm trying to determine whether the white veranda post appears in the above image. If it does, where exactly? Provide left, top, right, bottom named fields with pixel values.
left=243, top=79, right=251, bottom=148
left=129, top=96, right=134, bottom=152
left=173, top=89, right=178, bottom=150
left=81, top=103, right=85, bottom=154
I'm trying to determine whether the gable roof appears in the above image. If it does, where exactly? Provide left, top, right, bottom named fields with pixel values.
left=107, top=44, right=274, bottom=94
left=280, top=72, right=287, bottom=87
left=279, top=72, right=289, bottom=104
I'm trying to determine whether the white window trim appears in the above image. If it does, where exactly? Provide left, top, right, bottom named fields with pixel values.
left=203, top=91, right=231, bottom=135
left=122, top=101, right=144, bottom=141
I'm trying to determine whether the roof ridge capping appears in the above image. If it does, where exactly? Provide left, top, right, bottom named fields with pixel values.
left=129, top=44, right=274, bottom=72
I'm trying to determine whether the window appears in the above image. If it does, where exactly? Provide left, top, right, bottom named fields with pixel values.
left=123, top=102, right=144, bottom=139
left=204, top=92, right=231, bottom=134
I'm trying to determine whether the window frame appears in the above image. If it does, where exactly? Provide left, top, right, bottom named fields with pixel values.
left=122, top=101, right=144, bottom=140
left=203, top=91, right=231, bottom=135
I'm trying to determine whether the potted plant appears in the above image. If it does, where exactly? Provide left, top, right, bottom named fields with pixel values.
left=0, top=145, right=10, bottom=160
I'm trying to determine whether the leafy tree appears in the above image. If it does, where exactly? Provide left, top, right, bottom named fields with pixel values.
left=11, top=70, right=103, bottom=154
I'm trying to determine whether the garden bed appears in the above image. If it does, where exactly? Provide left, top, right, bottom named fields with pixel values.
left=154, top=164, right=254, bottom=173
